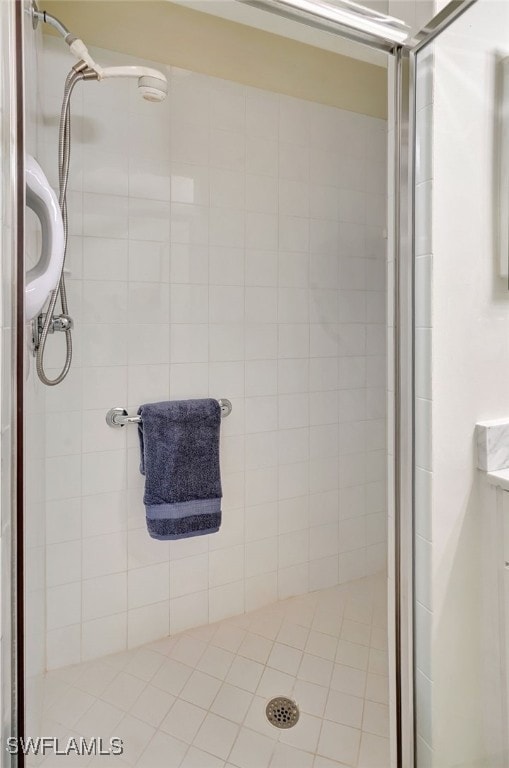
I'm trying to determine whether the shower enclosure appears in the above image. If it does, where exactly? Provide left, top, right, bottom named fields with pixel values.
left=3, top=0, right=505, bottom=766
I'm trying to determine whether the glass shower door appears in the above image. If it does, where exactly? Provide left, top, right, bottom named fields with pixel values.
left=413, top=1, right=509, bottom=765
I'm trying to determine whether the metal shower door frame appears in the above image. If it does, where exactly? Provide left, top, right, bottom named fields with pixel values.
left=375, top=2, right=478, bottom=765
left=8, top=0, right=26, bottom=765
left=395, top=3, right=478, bottom=765
left=12, top=0, right=26, bottom=763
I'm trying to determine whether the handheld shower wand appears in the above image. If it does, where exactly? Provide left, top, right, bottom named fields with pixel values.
left=99, top=66, right=168, bottom=102
left=30, top=3, right=168, bottom=385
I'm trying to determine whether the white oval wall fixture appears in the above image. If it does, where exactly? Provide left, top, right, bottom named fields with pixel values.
left=25, top=154, right=65, bottom=321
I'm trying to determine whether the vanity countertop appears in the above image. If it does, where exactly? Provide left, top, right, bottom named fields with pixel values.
left=486, top=467, right=509, bottom=491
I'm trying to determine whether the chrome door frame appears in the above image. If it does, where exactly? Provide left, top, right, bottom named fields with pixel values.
left=4, top=0, right=25, bottom=765
left=396, top=3, right=478, bottom=765
left=238, top=0, right=405, bottom=52
left=13, top=0, right=26, bottom=765
left=393, top=42, right=414, bottom=768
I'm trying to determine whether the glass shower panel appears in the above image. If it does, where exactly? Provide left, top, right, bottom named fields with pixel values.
left=414, top=2, right=509, bottom=765
left=22, top=5, right=391, bottom=762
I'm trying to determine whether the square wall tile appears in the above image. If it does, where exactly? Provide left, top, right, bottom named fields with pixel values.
left=39, top=50, right=389, bottom=664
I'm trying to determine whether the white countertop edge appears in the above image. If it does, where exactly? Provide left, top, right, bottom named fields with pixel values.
left=486, top=467, right=509, bottom=490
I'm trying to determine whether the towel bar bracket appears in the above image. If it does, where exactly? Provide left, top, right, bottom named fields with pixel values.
left=105, top=399, right=233, bottom=428
left=105, top=407, right=138, bottom=428
left=219, top=398, right=233, bottom=418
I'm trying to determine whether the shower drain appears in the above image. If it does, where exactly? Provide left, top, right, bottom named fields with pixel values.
left=266, top=697, right=300, bottom=729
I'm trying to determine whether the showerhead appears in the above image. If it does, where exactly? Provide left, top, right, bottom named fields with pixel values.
left=138, top=75, right=168, bottom=103
left=100, top=66, right=168, bottom=102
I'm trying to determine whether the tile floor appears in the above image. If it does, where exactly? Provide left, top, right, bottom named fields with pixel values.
left=31, top=572, right=390, bottom=768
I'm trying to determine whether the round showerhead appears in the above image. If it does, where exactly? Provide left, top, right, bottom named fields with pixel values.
left=100, top=65, right=168, bottom=102
left=138, top=74, right=168, bottom=102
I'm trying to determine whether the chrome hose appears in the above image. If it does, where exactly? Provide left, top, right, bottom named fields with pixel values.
left=35, top=63, right=96, bottom=385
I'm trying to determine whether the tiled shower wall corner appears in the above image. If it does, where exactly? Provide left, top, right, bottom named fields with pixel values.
left=39, top=36, right=388, bottom=670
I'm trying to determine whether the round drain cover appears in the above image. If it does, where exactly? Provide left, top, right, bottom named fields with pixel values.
left=266, top=697, right=300, bottom=729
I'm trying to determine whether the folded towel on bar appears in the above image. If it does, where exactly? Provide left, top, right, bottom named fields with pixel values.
left=138, top=399, right=222, bottom=540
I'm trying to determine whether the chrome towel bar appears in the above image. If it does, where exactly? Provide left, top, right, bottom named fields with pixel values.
left=105, top=399, right=233, bottom=428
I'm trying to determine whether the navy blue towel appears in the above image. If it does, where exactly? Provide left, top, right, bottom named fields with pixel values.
left=138, top=399, right=222, bottom=540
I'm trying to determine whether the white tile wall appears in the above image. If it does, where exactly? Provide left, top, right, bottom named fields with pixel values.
left=40, top=37, right=387, bottom=668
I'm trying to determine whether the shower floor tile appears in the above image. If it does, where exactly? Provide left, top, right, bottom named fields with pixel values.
left=33, top=572, right=389, bottom=767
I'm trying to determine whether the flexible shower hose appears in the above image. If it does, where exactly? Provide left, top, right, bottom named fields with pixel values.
left=35, top=63, right=96, bottom=386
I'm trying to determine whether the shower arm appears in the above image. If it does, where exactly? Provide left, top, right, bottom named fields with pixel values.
left=30, top=0, right=103, bottom=76
left=31, top=7, right=70, bottom=38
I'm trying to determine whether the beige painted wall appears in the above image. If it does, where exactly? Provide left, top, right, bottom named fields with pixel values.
left=42, top=0, right=387, bottom=118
